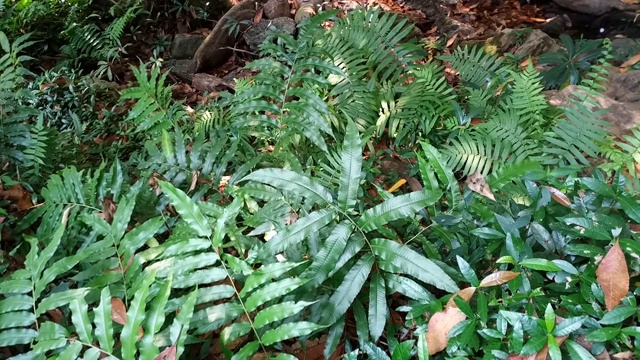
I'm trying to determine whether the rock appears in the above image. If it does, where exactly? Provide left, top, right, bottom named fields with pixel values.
left=164, top=59, right=196, bottom=83
left=192, top=73, right=237, bottom=92
left=515, top=29, right=564, bottom=56
left=170, top=34, right=205, bottom=60
left=194, top=0, right=267, bottom=72
left=607, top=70, right=640, bottom=103
left=551, top=0, right=639, bottom=16
left=546, top=85, right=640, bottom=137
left=611, top=38, right=640, bottom=64
left=243, top=17, right=297, bottom=51
left=263, top=0, right=290, bottom=19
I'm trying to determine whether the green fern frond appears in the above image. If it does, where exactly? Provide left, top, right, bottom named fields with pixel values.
left=506, top=63, right=548, bottom=128
left=439, top=45, right=510, bottom=88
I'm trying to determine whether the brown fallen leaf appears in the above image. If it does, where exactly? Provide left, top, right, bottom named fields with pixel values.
left=620, top=52, right=640, bottom=68
left=111, top=297, right=127, bottom=325
left=547, top=186, right=571, bottom=207
left=0, top=184, right=33, bottom=211
left=97, top=197, right=117, bottom=224
left=467, top=172, right=496, bottom=201
left=479, top=271, right=520, bottom=287
left=446, top=287, right=476, bottom=308
left=426, top=306, right=467, bottom=355
left=596, top=240, right=629, bottom=311
left=155, top=345, right=177, bottom=360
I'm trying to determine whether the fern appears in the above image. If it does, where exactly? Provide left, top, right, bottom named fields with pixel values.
left=119, top=64, right=188, bottom=134
left=439, top=45, right=510, bottom=89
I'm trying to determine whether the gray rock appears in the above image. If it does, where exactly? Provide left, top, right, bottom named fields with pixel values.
left=607, top=70, right=640, bottom=103
left=170, top=34, right=205, bottom=60
left=552, top=0, right=639, bottom=16
left=514, top=29, right=563, bottom=57
left=263, top=0, right=290, bottom=19
left=611, top=38, right=640, bottom=63
left=165, top=59, right=196, bottom=83
left=243, top=17, right=297, bottom=51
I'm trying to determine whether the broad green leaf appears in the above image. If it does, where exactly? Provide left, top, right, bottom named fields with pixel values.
left=0, top=328, right=38, bottom=347
left=456, top=256, right=479, bottom=287
left=322, top=255, right=374, bottom=325
left=338, top=120, right=363, bottom=213
left=265, top=208, right=336, bottom=255
left=544, top=304, right=555, bottom=332
left=518, top=258, right=562, bottom=272
left=599, top=306, right=636, bottom=325
left=33, top=321, right=68, bottom=353
left=94, top=287, right=114, bottom=353
left=363, top=342, right=391, bottom=360
left=368, top=270, right=387, bottom=341
left=585, top=327, right=620, bottom=342
left=564, top=339, right=597, bottom=360
left=0, top=295, right=32, bottom=313
left=621, top=326, right=640, bottom=336
left=36, top=288, right=90, bottom=316
left=261, top=321, right=324, bottom=346
left=58, top=341, right=83, bottom=360
left=324, top=317, right=345, bottom=359
left=221, top=321, right=252, bottom=345
left=618, top=195, right=640, bottom=223
left=392, top=340, right=414, bottom=360
left=520, top=333, right=546, bottom=355
left=301, top=222, right=353, bottom=287
left=171, top=289, right=198, bottom=358
left=416, top=328, right=429, bottom=360
left=245, top=277, right=308, bottom=312
left=254, top=301, right=315, bottom=329
left=371, top=239, right=458, bottom=292
left=553, top=316, right=585, bottom=336
left=358, top=190, right=442, bottom=232
left=122, top=270, right=156, bottom=360
left=385, top=274, right=434, bottom=301
left=120, top=216, right=164, bottom=260
left=353, top=300, right=368, bottom=346
left=32, top=224, right=66, bottom=282
left=548, top=334, right=561, bottom=360
left=69, top=297, right=93, bottom=344
left=0, top=279, right=32, bottom=295
left=271, top=354, right=298, bottom=360
left=158, top=180, right=211, bottom=238
left=240, top=262, right=304, bottom=297
left=240, top=168, right=333, bottom=205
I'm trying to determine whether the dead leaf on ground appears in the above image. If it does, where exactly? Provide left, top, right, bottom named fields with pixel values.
left=479, top=271, right=520, bottom=287
left=467, top=172, right=496, bottom=201
left=0, top=184, right=33, bottom=211
left=547, top=186, right=571, bottom=207
left=97, top=197, right=117, bottom=224
left=426, top=306, right=467, bottom=355
left=155, top=345, right=177, bottom=360
left=111, top=297, right=127, bottom=325
left=596, top=240, right=629, bottom=311
left=620, top=53, right=640, bottom=68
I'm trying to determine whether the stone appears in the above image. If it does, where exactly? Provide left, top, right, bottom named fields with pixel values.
left=514, top=29, right=563, bottom=57
left=607, top=70, right=640, bottom=103
left=263, top=0, right=290, bottom=19
left=164, top=59, right=197, bottom=83
left=546, top=85, right=640, bottom=137
left=611, top=38, right=640, bottom=64
left=243, top=17, right=297, bottom=51
left=170, top=34, right=205, bottom=60
left=194, top=0, right=267, bottom=72
left=551, top=0, right=640, bottom=16
left=192, top=73, right=236, bottom=92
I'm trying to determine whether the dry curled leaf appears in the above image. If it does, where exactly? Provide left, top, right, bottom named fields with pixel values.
left=596, top=240, right=629, bottom=311
left=446, top=287, right=476, bottom=308
left=97, top=197, right=117, bottom=224
left=547, top=186, right=571, bottom=207
left=426, top=306, right=466, bottom=355
left=479, top=271, right=520, bottom=287
left=111, top=297, right=127, bottom=325
left=467, top=172, right=496, bottom=201
left=620, top=52, right=640, bottom=68
left=155, top=346, right=177, bottom=360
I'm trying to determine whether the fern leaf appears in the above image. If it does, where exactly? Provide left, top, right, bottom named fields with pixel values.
left=253, top=301, right=316, bottom=329
left=69, top=297, right=93, bottom=344
left=321, top=255, right=374, bottom=325
left=368, top=270, right=387, bottom=341
left=261, top=321, right=325, bottom=346
left=94, top=287, right=115, bottom=353
left=121, top=270, right=156, bottom=359
left=244, top=277, right=308, bottom=312
left=158, top=180, right=212, bottom=238
left=338, top=120, right=363, bottom=213
left=265, top=208, right=336, bottom=255
left=170, top=289, right=198, bottom=358
left=357, top=190, right=442, bottom=232
left=240, top=261, right=304, bottom=297
left=370, top=238, right=458, bottom=292
left=300, top=222, right=353, bottom=287
left=241, top=168, right=334, bottom=205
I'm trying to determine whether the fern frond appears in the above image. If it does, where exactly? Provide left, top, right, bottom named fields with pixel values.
left=439, top=45, right=510, bottom=88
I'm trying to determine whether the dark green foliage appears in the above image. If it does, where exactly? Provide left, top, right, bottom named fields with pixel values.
left=539, top=34, right=604, bottom=89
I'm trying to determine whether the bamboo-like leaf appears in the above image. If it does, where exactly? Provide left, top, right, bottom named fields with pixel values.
left=265, top=208, right=336, bottom=255
left=170, top=289, right=197, bottom=358
left=240, top=168, right=333, bottom=205
left=0, top=328, right=38, bottom=347
left=94, top=287, right=114, bottom=353
left=322, top=255, right=374, bottom=325
left=301, top=222, right=353, bottom=287
left=324, top=317, right=345, bottom=359
left=369, top=270, right=387, bottom=341
left=254, top=301, right=315, bottom=329
left=338, top=120, right=363, bottom=213
left=220, top=321, right=252, bottom=345
left=261, top=321, right=325, bottom=346
left=140, top=276, right=173, bottom=359
left=244, top=278, right=308, bottom=312
left=240, top=262, right=304, bottom=297
left=371, top=238, right=458, bottom=292
left=122, top=270, right=156, bottom=360
left=158, top=180, right=211, bottom=238
left=231, top=341, right=260, bottom=360
left=69, top=297, right=93, bottom=344
left=357, top=190, right=442, bottom=232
